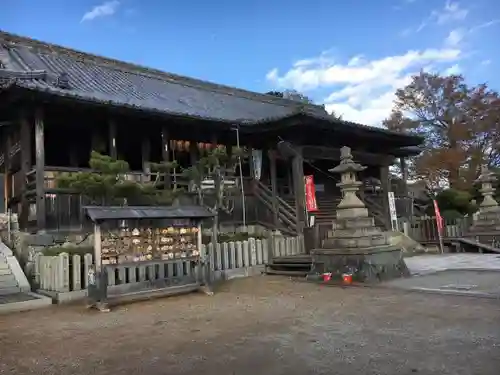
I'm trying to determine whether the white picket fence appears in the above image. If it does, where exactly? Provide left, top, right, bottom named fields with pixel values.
left=34, top=235, right=304, bottom=294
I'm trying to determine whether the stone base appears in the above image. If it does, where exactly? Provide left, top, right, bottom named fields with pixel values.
left=309, top=247, right=410, bottom=283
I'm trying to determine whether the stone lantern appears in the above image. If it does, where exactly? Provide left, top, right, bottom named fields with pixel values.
left=476, top=165, right=498, bottom=211
left=465, top=165, right=500, bottom=245
left=330, top=146, right=367, bottom=219
left=308, top=146, right=409, bottom=282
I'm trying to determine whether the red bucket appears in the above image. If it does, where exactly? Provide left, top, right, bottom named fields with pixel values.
left=342, top=273, right=353, bottom=284
left=322, top=273, right=332, bottom=282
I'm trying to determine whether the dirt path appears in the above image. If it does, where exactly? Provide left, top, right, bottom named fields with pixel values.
left=1, top=276, right=499, bottom=374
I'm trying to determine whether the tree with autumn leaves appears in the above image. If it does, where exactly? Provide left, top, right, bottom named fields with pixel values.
left=384, top=71, right=500, bottom=193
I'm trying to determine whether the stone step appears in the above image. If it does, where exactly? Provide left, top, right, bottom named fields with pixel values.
left=0, top=274, right=18, bottom=288
left=0, top=268, right=12, bottom=276
left=0, top=286, right=22, bottom=296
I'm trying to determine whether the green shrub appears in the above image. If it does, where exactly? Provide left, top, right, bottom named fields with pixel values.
left=440, top=210, right=464, bottom=222
left=435, top=188, right=474, bottom=216
left=41, top=246, right=93, bottom=256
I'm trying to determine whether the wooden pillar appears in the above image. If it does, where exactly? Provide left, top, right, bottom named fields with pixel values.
left=91, top=129, right=105, bottom=154
left=141, top=136, right=151, bottom=177
left=380, top=165, right=390, bottom=229
left=400, top=157, right=408, bottom=194
left=268, top=150, right=279, bottom=227
left=3, top=130, right=11, bottom=212
left=161, top=125, right=171, bottom=188
left=291, top=147, right=306, bottom=234
left=210, top=134, right=218, bottom=149
left=35, top=108, right=46, bottom=231
left=108, top=119, right=117, bottom=159
left=19, top=112, right=32, bottom=227
left=189, top=141, right=198, bottom=166
left=69, top=149, right=78, bottom=167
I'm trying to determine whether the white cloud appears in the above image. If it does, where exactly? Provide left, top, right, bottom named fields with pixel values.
left=404, top=1, right=468, bottom=35
left=432, top=1, right=468, bottom=25
left=266, top=46, right=462, bottom=127
left=481, top=59, right=491, bottom=66
left=445, top=28, right=465, bottom=46
left=81, top=1, right=120, bottom=22
left=443, top=64, right=461, bottom=75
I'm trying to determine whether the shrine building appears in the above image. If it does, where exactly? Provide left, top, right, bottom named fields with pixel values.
left=0, top=31, right=423, bottom=237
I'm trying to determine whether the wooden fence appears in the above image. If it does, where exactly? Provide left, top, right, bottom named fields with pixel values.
left=398, top=215, right=472, bottom=243
left=34, top=235, right=304, bottom=295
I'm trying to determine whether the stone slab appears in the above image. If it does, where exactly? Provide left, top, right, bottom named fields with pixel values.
left=0, top=292, right=52, bottom=315
left=0, top=286, right=21, bottom=295
left=382, top=270, right=500, bottom=298
left=405, top=254, right=500, bottom=275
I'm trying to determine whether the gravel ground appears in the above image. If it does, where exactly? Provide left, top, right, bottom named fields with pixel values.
left=1, top=276, right=499, bottom=375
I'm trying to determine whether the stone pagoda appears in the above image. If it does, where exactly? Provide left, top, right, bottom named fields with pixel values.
left=466, top=165, right=500, bottom=243
left=309, top=146, right=409, bottom=282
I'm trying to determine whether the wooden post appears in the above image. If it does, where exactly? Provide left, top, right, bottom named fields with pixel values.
left=189, top=141, right=198, bottom=166
left=291, top=148, right=306, bottom=234
left=108, top=119, right=117, bottom=159
left=69, top=149, right=78, bottom=167
left=141, top=135, right=151, bottom=181
left=19, top=112, right=32, bottom=228
left=91, top=129, right=105, bottom=153
left=3, top=130, right=11, bottom=212
left=287, top=163, right=293, bottom=196
left=94, top=223, right=102, bottom=270
left=380, top=165, right=390, bottom=230
left=161, top=125, right=171, bottom=188
left=35, top=108, right=46, bottom=231
left=268, top=150, right=279, bottom=227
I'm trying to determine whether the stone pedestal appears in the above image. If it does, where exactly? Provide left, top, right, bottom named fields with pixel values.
left=309, top=146, right=409, bottom=283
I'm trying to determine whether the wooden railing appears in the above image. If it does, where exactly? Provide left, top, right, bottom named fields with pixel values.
left=21, top=167, right=281, bottom=232
left=253, top=180, right=298, bottom=235
left=363, top=194, right=390, bottom=229
left=398, top=215, right=472, bottom=243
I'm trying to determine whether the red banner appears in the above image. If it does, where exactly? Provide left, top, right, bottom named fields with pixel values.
left=304, top=175, right=318, bottom=212
left=433, top=199, right=444, bottom=234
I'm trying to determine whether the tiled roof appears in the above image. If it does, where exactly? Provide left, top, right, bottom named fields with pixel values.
left=0, top=31, right=422, bottom=144
left=0, top=31, right=319, bottom=123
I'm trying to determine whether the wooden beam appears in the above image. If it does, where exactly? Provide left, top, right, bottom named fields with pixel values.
left=19, top=111, right=32, bottom=228
left=301, top=145, right=395, bottom=166
left=35, top=107, right=46, bottom=231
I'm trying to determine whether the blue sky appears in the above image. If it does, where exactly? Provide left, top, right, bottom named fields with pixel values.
left=1, top=0, right=499, bottom=125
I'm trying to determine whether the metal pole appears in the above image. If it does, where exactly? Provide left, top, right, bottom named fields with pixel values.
left=234, top=126, right=246, bottom=228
